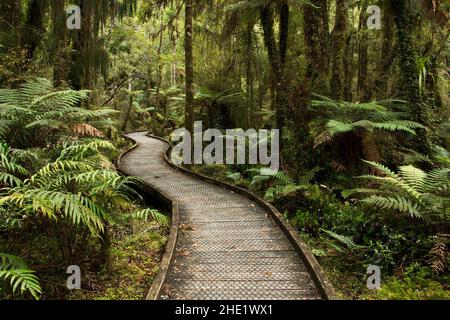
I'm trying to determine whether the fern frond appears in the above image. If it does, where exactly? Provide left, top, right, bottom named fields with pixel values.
left=362, top=195, right=422, bottom=217
left=321, top=229, right=365, bottom=251
left=424, top=168, right=450, bottom=193
left=398, top=165, right=427, bottom=192
left=362, top=160, right=396, bottom=177
left=131, top=208, right=168, bottom=226
left=0, top=253, right=41, bottom=300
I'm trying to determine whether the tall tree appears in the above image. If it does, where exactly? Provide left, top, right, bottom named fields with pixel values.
left=357, top=1, right=370, bottom=102
left=259, top=1, right=289, bottom=150
left=184, top=0, right=195, bottom=135
left=304, top=0, right=331, bottom=95
left=391, top=0, right=432, bottom=154
left=331, top=0, right=348, bottom=100
left=374, top=0, right=395, bottom=100
left=51, top=0, right=67, bottom=87
left=23, top=0, right=44, bottom=59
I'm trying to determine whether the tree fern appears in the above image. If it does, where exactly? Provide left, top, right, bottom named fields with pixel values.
left=0, top=78, right=118, bottom=147
left=311, top=97, right=426, bottom=148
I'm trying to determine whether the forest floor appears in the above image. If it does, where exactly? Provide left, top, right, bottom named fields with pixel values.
left=68, top=218, right=168, bottom=300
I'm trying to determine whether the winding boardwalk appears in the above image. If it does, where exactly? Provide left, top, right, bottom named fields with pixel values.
left=120, top=132, right=322, bottom=300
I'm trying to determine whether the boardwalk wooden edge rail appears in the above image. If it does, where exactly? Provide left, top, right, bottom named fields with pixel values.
left=116, top=133, right=181, bottom=300
left=143, top=133, right=338, bottom=300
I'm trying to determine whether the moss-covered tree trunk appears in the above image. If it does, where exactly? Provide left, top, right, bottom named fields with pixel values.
left=245, top=21, right=255, bottom=128
left=184, top=0, right=194, bottom=135
left=51, top=0, right=67, bottom=87
left=304, top=0, right=331, bottom=96
left=375, top=0, right=395, bottom=100
left=260, top=2, right=290, bottom=152
left=391, top=0, right=432, bottom=154
left=344, top=31, right=354, bottom=101
left=331, top=0, right=348, bottom=100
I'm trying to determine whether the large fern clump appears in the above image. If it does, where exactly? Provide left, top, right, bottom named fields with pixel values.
left=0, top=139, right=167, bottom=299
left=310, top=96, right=427, bottom=148
left=0, top=78, right=118, bottom=147
left=344, top=161, right=450, bottom=219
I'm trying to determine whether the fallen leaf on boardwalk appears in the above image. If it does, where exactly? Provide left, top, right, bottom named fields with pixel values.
left=264, top=272, right=273, bottom=277
left=179, top=224, right=194, bottom=231
left=179, top=251, right=191, bottom=256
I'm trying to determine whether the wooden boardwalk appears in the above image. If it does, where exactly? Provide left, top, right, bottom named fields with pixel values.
left=120, top=132, right=324, bottom=300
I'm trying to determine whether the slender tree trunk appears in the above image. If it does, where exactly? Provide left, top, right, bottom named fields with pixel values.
left=357, top=1, right=371, bottom=101
left=331, top=0, right=348, bottom=100
left=23, top=0, right=44, bottom=59
left=357, top=32, right=369, bottom=101
left=391, top=0, right=432, bottom=154
left=121, top=80, right=133, bottom=132
left=375, top=0, right=395, bottom=99
left=52, top=0, right=67, bottom=87
left=344, top=31, right=354, bottom=101
left=245, top=21, right=255, bottom=128
left=260, top=3, right=289, bottom=149
left=184, top=0, right=194, bottom=135
left=304, top=0, right=331, bottom=95
left=156, top=9, right=164, bottom=114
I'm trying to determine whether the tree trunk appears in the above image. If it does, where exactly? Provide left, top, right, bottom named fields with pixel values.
left=375, top=0, right=395, bottom=100
left=331, top=0, right=348, bottom=100
left=344, top=31, right=354, bottom=101
left=245, top=21, right=255, bottom=128
left=121, top=80, right=133, bottom=132
left=52, top=0, right=67, bottom=87
left=184, top=0, right=194, bottom=135
left=391, top=0, right=432, bottom=155
left=23, top=0, right=44, bottom=59
left=357, top=1, right=371, bottom=101
left=304, top=0, right=331, bottom=95
left=260, top=3, right=289, bottom=149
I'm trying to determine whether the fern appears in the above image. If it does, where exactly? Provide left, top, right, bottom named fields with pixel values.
left=321, top=229, right=365, bottom=251
left=362, top=195, right=422, bottom=217
left=131, top=208, right=168, bottom=226
left=0, top=78, right=118, bottom=147
left=357, top=162, right=449, bottom=218
left=311, top=97, right=425, bottom=147
left=0, top=253, right=41, bottom=300
left=362, top=160, right=396, bottom=177
left=58, top=139, right=117, bottom=161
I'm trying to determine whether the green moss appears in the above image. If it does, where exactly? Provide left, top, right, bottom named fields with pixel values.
left=364, top=276, right=450, bottom=300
